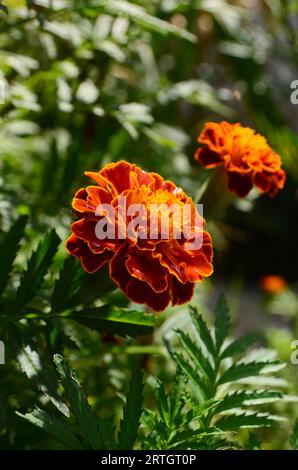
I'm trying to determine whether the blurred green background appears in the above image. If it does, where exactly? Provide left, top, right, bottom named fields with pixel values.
left=0, top=0, right=298, bottom=449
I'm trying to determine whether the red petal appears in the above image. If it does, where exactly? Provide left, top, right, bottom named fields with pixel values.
left=125, top=250, right=168, bottom=293
left=125, top=277, right=170, bottom=312
left=227, top=171, right=253, bottom=197
left=72, top=186, right=112, bottom=213
left=195, top=147, right=223, bottom=168
left=71, top=218, right=118, bottom=253
left=100, top=161, right=134, bottom=195
left=66, top=235, right=111, bottom=273
left=109, top=243, right=131, bottom=291
left=253, top=172, right=271, bottom=192
left=171, top=277, right=194, bottom=305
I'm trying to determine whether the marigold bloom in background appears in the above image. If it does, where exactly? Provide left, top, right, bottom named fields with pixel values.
left=260, top=275, right=288, bottom=294
left=195, top=121, right=286, bottom=198
left=66, top=160, right=213, bottom=311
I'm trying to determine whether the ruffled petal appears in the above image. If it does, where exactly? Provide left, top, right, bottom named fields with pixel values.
left=125, top=278, right=171, bottom=311
left=195, top=122, right=286, bottom=198
left=227, top=171, right=253, bottom=198
left=125, top=250, right=168, bottom=293
left=109, top=243, right=131, bottom=291
left=100, top=161, right=134, bottom=195
left=171, top=277, right=194, bottom=305
left=66, top=235, right=111, bottom=273
left=195, top=147, right=223, bottom=168
left=71, top=218, right=118, bottom=253
left=72, top=186, right=112, bottom=213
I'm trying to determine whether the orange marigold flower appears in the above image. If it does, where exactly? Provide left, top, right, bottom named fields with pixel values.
left=66, top=160, right=213, bottom=311
left=260, top=275, right=288, bottom=294
left=195, top=121, right=286, bottom=198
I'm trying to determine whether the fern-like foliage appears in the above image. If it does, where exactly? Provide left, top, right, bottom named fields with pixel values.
left=143, top=295, right=288, bottom=449
left=17, top=355, right=144, bottom=450
left=17, top=296, right=290, bottom=450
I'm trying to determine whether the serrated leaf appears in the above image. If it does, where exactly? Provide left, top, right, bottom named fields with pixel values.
left=156, top=381, right=170, bottom=428
left=51, top=257, right=84, bottom=312
left=215, top=390, right=283, bottom=414
left=118, top=357, right=143, bottom=450
left=70, top=305, right=155, bottom=337
left=215, top=295, right=230, bottom=353
left=0, top=215, right=27, bottom=296
left=17, top=407, right=83, bottom=449
left=15, top=229, right=60, bottom=310
left=216, top=411, right=282, bottom=430
left=170, top=350, right=209, bottom=400
left=220, top=334, right=257, bottom=359
left=189, top=306, right=216, bottom=357
left=175, top=329, right=214, bottom=381
left=14, top=329, right=68, bottom=417
left=54, top=354, right=103, bottom=450
left=217, top=360, right=284, bottom=386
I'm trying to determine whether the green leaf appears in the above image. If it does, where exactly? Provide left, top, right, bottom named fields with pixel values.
left=217, top=360, right=284, bottom=386
left=215, top=390, right=283, bottom=414
left=169, top=350, right=209, bottom=400
left=220, top=334, right=257, bottom=359
left=13, top=325, right=68, bottom=415
left=118, top=357, right=143, bottom=450
left=247, top=432, right=261, bottom=450
left=189, top=306, right=216, bottom=357
left=159, top=80, right=233, bottom=116
left=17, top=407, right=83, bottom=449
left=70, top=305, right=155, bottom=337
left=0, top=215, right=28, bottom=297
left=96, top=0, right=196, bottom=43
left=216, top=412, right=281, bottom=430
left=290, top=419, right=298, bottom=449
left=15, top=229, right=60, bottom=310
left=64, top=264, right=115, bottom=308
left=54, top=354, right=103, bottom=450
left=156, top=381, right=170, bottom=428
left=175, top=329, right=214, bottom=381
left=51, top=257, right=84, bottom=312
left=215, top=295, right=230, bottom=353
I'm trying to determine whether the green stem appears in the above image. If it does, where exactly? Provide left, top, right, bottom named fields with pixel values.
left=196, top=167, right=236, bottom=220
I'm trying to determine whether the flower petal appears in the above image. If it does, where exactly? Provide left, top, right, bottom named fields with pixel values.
left=227, top=171, right=253, bottom=198
left=125, top=250, right=168, bottom=293
left=66, top=235, right=111, bottom=273
left=171, top=278, right=194, bottom=305
left=125, top=278, right=171, bottom=312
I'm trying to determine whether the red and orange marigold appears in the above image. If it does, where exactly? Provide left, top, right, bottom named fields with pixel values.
left=195, top=121, right=286, bottom=198
left=66, top=161, right=213, bottom=311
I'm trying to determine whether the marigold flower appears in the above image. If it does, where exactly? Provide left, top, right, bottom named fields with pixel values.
left=66, top=161, right=213, bottom=311
left=195, top=121, right=286, bottom=197
left=260, top=275, right=287, bottom=294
